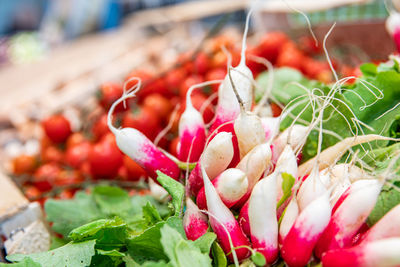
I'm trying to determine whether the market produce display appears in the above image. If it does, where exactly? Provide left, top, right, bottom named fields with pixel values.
left=4, top=10, right=400, bottom=267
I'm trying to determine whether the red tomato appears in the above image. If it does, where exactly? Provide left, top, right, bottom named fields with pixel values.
left=91, top=114, right=110, bottom=141
left=42, top=115, right=72, bottom=143
left=257, top=32, right=289, bottom=63
left=89, top=138, right=123, bottom=179
left=143, top=94, right=173, bottom=121
left=57, top=189, right=75, bottom=200
left=169, top=137, right=180, bottom=157
left=98, top=82, right=125, bottom=112
left=301, top=58, right=330, bottom=79
left=33, top=163, right=61, bottom=192
left=66, top=132, right=86, bottom=150
left=166, top=68, right=187, bottom=93
left=276, top=42, right=304, bottom=71
left=24, top=185, right=42, bottom=200
left=41, top=146, right=64, bottom=164
left=12, top=154, right=37, bottom=175
left=123, top=155, right=147, bottom=181
left=194, top=52, right=210, bottom=75
left=270, top=102, right=283, bottom=117
left=65, top=141, right=91, bottom=168
left=122, top=107, right=160, bottom=140
left=298, top=36, right=322, bottom=55
left=205, top=68, right=226, bottom=93
left=55, top=169, right=84, bottom=187
left=167, top=109, right=182, bottom=134
left=125, top=69, right=152, bottom=92
left=179, top=75, right=204, bottom=98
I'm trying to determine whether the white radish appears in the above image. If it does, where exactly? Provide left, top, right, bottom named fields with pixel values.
left=296, top=165, right=327, bottom=212
left=278, top=197, right=299, bottom=243
left=272, top=124, right=309, bottom=163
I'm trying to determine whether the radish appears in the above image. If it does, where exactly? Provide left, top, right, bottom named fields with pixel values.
left=234, top=142, right=272, bottom=207
left=322, top=238, right=400, bottom=267
left=281, top=192, right=331, bottom=267
left=260, top=117, right=280, bottom=142
left=238, top=201, right=250, bottom=237
left=275, top=145, right=298, bottom=200
left=296, top=165, right=327, bottom=211
left=178, top=80, right=223, bottom=162
left=187, top=131, right=234, bottom=196
left=278, top=197, right=299, bottom=243
left=360, top=204, right=400, bottom=243
left=248, top=172, right=279, bottom=264
left=107, top=81, right=180, bottom=180
left=210, top=9, right=254, bottom=132
left=315, top=179, right=383, bottom=259
left=183, top=198, right=209, bottom=241
left=272, top=124, right=309, bottom=163
left=201, top=165, right=251, bottom=262
left=196, top=168, right=248, bottom=210
left=298, top=134, right=396, bottom=177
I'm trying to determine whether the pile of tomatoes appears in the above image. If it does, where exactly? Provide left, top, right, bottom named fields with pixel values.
left=10, top=31, right=359, bottom=203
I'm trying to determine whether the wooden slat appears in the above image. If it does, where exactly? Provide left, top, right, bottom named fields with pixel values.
left=0, top=172, right=28, bottom=222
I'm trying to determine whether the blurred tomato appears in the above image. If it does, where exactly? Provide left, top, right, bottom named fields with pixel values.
left=298, top=36, right=321, bottom=55
left=42, top=115, right=72, bottom=143
left=33, top=163, right=61, bottom=192
left=257, top=32, right=289, bottom=63
left=122, top=107, right=160, bottom=140
left=57, top=189, right=76, bottom=200
left=169, top=137, right=180, bottom=157
left=12, top=154, right=37, bottom=175
left=123, top=155, right=147, bottom=181
left=166, top=68, right=187, bottom=93
left=24, top=185, right=42, bottom=200
left=89, top=137, right=123, bottom=179
left=65, top=142, right=91, bottom=168
left=66, top=132, right=86, bottom=149
left=41, top=146, right=64, bottom=164
left=205, top=68, right=226, bottom=93
left=179, top=75, right=204, bottom=98
left=98, top=82, right=126, bottom=112
left=276, top=42, right=304, bottom=70
left=91, top=114, right=110, bottom=141
left=143, top=93, right=172, bottom=121
left=167, top=109, right=182, bottom=134
left=55, top=169, right=84, bottom=187
left=194, top=52, right=210, bottom=75
left=125, top=69, right=152, bottom=91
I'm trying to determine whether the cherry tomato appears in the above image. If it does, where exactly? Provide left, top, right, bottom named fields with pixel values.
left=42, top=115, right=72, bottom=143
left=205, top=68, right=226, bottom=93
left=98, top=82, right=125, bottom=112
left=166, top=68, right=187, bottom=93
left=143, top=93, right=172, bottom=121
left=257, top=32, right=289, bottom=63
left=24, top=185, right=42, bottom=200
left=55, top=169, right=84, bottom=187
left=179, top=75, right=204, bottom=98
left=194, top=52, right=210, bottom=75
left=276, top=42, right=304, bottom=71
left=169, top=137, right=180, bottom=157
left=66, top=132, right=86, bottom=150
left=91, top=114, right=110, bottom=141
left=57, top=189, right=76, bottom=200
left=65, top=141, right=91, bottom=168
left=33, top=163, right=61, bottom=192
left=122, top=107, right=160, bottom=140
left=41, top=146, right=64, bottom=164
left=12, top=154, right=37, bottom=175
left=89, top=138, right=123, bottom=179
left=167, top=109, right=182, bottom=134
left=123, top=155, right=147, bottom=181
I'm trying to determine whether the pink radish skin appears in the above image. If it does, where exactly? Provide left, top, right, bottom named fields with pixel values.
left=234, top=111, right=266, bottom=159
left=260, top=117, right=280, bottom=142
left=187, top=132, right=234, bottom=196
left=183, top=198, right=209, bottom=241
left=281, top=192, right=331, bottom=267
left=238, top=201, right=250, bottom=237
left=315, top=179, right=382, bottom=259
left=178, top=87, right=206, bottom=162
left=248, top=173, right=279, bottom=264
left=196, top=168, right=248, bottom=210
left=279, top=197, right=299, bottom=243
left=107, top=82, right=180, bottom=180
left=322, top=238, right=400, bottom=267
left=360, top=204, right=400, bottom=244
left=297, top=166, right=327, bottom=212
left=234, top=143, right=272, bottom=208
left=201, top=165, right=251, bottom=262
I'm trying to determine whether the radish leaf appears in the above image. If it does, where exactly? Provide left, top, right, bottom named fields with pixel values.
left=157, top=171, right=185, bottom=216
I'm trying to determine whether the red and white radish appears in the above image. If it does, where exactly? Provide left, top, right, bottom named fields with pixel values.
left=196, top=168, right=248, bottom=210
left=278, top=197, right=299, bottom=243
left=275, top=144, right=298, bottom=200
left=248, top=172, right=279, bottom=264
left=296, top=165, right=327, bottom=211
left=107, top=81, right=180, bottom=180
left=201, top=165, right=251, bottom=262
left=315, top=179, right=383, bottom=259
left=272, top=124, right=308, bottom=163
left=281, top=192, right=331, bottom=267
left=187, top=131, right=234, bottom=196
left=183, top=198, right=209, bottom=241
left=260, top=116, right=280, bottom=142
left=322, top=238, right=400, bottom=267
